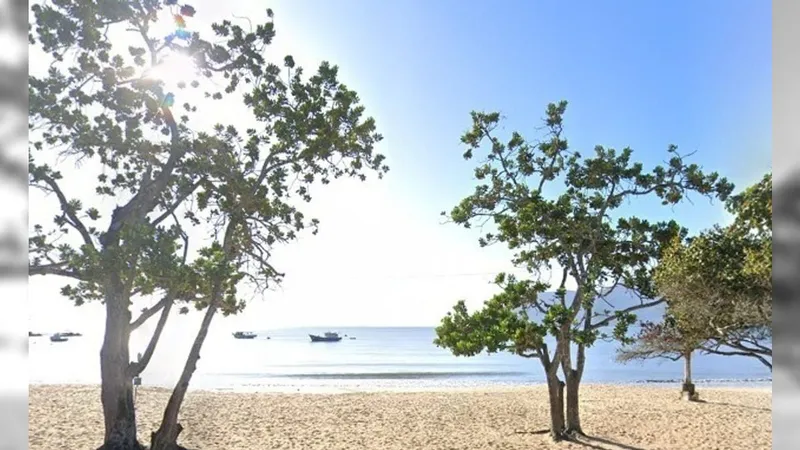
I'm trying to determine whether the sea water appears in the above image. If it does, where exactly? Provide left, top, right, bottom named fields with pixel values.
left=28, top=327, right=771, bottom=392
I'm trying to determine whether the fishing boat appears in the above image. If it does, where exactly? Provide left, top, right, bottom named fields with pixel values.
left=49, top=334, right=68, bottom=342
left=232, top=331, right=257, bottom=339
left=309, top=332, right=342, bottom=342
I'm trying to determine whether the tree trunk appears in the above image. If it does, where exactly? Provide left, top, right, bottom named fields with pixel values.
left=545, top=370, right=566, bottom=441
left=151, top=223, right=237, bottom=450
left=150, top=300, right=220, bottom=450
left=561, top=339, right=586, bottom=437
left=680, top=350, right=697, bottom=401
left=564, top=369, right=583, bottom=436
left=97, top=280, right=142, bottom=450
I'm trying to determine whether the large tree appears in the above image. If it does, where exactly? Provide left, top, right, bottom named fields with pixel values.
left=28, top=2, right=387, bottom=449
left=434, top=101, right=732, bottom=441
left=655, top=173, right=772, bottom=370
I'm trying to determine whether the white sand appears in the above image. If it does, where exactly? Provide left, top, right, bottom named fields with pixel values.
left=29, top=384, right=772, bottom=450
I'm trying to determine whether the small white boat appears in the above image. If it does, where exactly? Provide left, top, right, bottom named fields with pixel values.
left=50, top=334, right=68, bottom=342
left=232, top=331, right=257, bottom=339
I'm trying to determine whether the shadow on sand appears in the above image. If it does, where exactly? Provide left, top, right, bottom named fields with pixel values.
left=571, top=435, right=647, bottom=450
left=513, top=430, right=647, bottom=450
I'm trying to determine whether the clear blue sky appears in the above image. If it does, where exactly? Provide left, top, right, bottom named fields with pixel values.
left=275, top=0, right=771, bottom=231
left=28, top=1, right=771, bottom=332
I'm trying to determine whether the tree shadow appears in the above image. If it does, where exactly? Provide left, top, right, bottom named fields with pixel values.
left=693, top=399, right=771, bottom=412
left=513, top=430, right=647, bottom=450
left=571, top=434, right=648, bottom=450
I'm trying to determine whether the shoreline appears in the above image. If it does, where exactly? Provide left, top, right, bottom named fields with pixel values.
left=27, top=379, right=772, bottom=395
left=29, top=384, right=772, bottom=450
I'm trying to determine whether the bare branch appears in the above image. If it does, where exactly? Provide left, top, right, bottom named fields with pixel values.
left=701, top=345, right=772, bottom=370
left=589, top=297, right=666, bottom=330
left=130, top=296, right=170, bottom=330
left=129, top=294, right=174, bottom=377
left=616, top=347, right=683, bottom=363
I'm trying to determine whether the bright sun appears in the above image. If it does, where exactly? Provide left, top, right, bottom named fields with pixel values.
left=144, top=52, right=198, bottom=89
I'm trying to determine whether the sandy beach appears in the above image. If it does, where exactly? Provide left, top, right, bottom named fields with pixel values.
left=29, top=384, right=771, bottom=450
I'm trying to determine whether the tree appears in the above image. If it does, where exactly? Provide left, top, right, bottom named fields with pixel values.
left=655, top=174, right=772, bottom=370
left=616, top=316, right=704, bottom=401
left=435, top=101, right=732, bottom=441
left=28, top=2, right=387, bottom=449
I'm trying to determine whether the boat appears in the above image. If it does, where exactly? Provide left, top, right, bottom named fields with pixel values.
left=309, top=332, right=342, bottom=342
left=59, top=331, right=82, bottom=337
left=28, top=332, right=42, bottom=337
left=49, top=334, right=68, bottom=342
left=232, top=331, right=257, bottom=339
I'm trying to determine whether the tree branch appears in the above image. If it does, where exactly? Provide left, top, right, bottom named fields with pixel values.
left=28, top=262, right=85, bottom=280
left=616, top=347, right=683, bottom=363
left=556, top=268, right=569, bottom=307
left=130, top=222, right=191, bottom=330
left=128, top=294, right=174, bottom=377
left=130, top=295, right=171, bottom=330
left=150, top=180, right=203, bottom=226
left=102, top=107, right=184, bottom=247
left=701, top=345, right=772, bottom=370
left=589, top=297, right=666, bottom=330
left=36, top=174, right=95, bottom=249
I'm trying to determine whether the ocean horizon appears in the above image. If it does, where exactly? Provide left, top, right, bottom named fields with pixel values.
left=29, top=326, right=772, bottom=393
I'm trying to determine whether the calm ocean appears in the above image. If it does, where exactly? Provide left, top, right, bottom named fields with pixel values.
left=29, top=327, right=771, bottom=392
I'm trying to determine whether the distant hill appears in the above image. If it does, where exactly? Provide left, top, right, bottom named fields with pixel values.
left=527, top=287, right=665, bottom=329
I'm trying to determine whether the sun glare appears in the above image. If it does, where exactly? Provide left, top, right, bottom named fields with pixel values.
left=144, top=52, right=198, bottom=89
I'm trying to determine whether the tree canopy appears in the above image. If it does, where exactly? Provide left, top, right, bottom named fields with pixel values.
left=28, top=2, right=388, bottom=320
left=655, top=173, right=772, bottom=369
left=436, top=101, right=733, bottom=364
left=27, top=2, right=388, bottom=448
left=615, top=315, right=703, bottom=364
left=435, top=101, right=733, bottom=437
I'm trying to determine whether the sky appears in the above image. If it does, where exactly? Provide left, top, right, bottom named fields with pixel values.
left=26, top=1, right=771, bottom=340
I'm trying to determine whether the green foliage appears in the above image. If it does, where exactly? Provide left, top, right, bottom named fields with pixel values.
left=655, top=174, right=772, bottom=367
left=726, top=172, right=772, bottom=235
left=611, top=311, right=638, bottom=345
left=437, top=101, right=732, bottom=373
left=726, top=172, right=772, bottom=292
left=28, top=2, right=388, bottom=319
left=434, top=275, right=550, bottom=358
